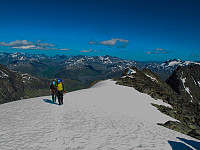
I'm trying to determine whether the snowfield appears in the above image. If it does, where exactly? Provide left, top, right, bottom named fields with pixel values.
left=0, top=80, right=200, bottom=150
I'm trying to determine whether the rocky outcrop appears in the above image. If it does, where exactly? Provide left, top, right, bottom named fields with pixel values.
left=164, top=65, right=200, bottom=140
left=166, top=64, right=200, bottom=104
left=116, top=65, right=200, bottom=140
left=116, top=66, right=182, bottom=105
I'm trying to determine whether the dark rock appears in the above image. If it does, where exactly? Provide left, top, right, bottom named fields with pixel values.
left=166, top=64, right=200, bottom=104
left=188, top=130, right=200, bottom=140
left=0, top=65, right=24, bottom=104
left=159, top=121, right=192, bottom=135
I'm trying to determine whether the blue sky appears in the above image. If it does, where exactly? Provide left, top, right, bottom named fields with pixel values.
left=0, top=0, right=200, bottom=61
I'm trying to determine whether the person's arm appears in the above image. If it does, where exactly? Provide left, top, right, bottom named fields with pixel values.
left=62, top=83, right=66, bottom=94
left=50, top=84, right=52, bottom=91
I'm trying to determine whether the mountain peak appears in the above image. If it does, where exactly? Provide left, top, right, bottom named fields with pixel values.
left=166, top=64, right=200, bottom=103
left=53, top=54, right=68, bottom=59
left=161, top=59, right=200, bottom=68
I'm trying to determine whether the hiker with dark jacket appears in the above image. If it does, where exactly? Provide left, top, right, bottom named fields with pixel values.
left=56, top=79, right=66, bottom=105
left=50, top=81, right=57, bottom=102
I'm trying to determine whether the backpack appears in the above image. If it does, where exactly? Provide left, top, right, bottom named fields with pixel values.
left=57, top=82, right=64, bottom=91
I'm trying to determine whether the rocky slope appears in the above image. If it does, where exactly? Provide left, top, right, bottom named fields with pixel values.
left=116, top=66, right=183, bottom=107
left=115, top=65, right=200, bottom=140
left=166, top=64, right=200, bottom=104
left=0, top=64, right=53, bottom=104
left=0, top=64, right=24, bottom=104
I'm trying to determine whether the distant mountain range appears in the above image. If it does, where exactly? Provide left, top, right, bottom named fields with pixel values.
left=0, top=52, right=199, bottom=83
left=137, top=59, right=200, bottom=80
left=0, top=52, right=136, bottom=84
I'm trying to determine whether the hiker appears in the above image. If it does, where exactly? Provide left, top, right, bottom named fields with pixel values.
left=56, top=79, right=66, bottom=105
left=50, top=81, right=57, bottom=102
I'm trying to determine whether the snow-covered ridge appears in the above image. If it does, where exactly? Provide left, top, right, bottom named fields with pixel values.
left=121, top=68, right=137, bottom=78
left=0, top=69, right=9, bottom=78
left=191, top=76, right=197, bottom=86
left=161, top=59, right=200, bottom=68
left=11, top=53, right=18, bottom=58
left=145, top=74, right=158, bottom=82
left=0, top=52, right=50, bottom=60
left=180, top=72, right=193, bottom=102
left=128, top=68, right=136, bottom=74
left=0, top=80, right=199, bottom=150
left=21, top=73, right=39, bottom=82
left=64, top=55, right=136, bottom=70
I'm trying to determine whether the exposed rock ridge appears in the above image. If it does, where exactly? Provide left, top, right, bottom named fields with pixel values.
left=115, top=65, right=200, bottom=140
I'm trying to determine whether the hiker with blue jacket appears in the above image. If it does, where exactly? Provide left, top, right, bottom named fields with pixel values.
left=50, top=81, right=57, bottom=102
left=56, top=79, right=66, bottom=105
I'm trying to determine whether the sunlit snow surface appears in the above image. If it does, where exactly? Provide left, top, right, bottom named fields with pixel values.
left=0, top=80, right=199, bottom=150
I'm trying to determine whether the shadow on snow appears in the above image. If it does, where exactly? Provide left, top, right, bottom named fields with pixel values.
left=43, top=99, right=59, bottom=105
left=169, top=137, right=200, bottom=150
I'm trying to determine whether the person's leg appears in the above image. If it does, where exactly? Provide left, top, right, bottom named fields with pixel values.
left=60, top=91, right=63, bottom=105
left=53, top=91, right=56, bottom=102
left=54, top=91, right=57, bottom=103
left=51, top=91, right=54, bottom=102
left=57, top=91, right=61, bottom=105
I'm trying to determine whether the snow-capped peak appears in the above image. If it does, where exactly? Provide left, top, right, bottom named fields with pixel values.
left=128, top=68, right=136, bottom=74
left=161, top=59, right=200, bottom=68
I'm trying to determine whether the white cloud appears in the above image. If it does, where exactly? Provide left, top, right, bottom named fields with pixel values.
left=10, top=40, right=32, bottom=46
left=0, top=40, right=70, bottom=51
left=1, top=40, right=33, bottom=47
left=12, top=45, right=37, bottom=49
left=99, top=39, right=117, bottom=46
left=34, top=40, right=55, bottom=47
left=89, top=38, right=129, bottom=48
left=81, top=49, right=92, bottom=53
left=59, top=48, right=70, bottom=51
left=80, top=49, right=99, bottom=53
left=154, top=48, right=164, bottom=51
